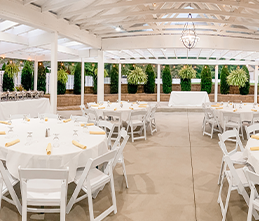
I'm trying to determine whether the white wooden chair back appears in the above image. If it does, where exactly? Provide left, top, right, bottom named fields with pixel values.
left=38, top=113, right=59, bottom=119
left=246, top=123, right=259, bottom=139
left=252, top=112, right=259, bottom=124
left=103, top=111, right=122, bottom=124
left=10, top=114, right=30, bottom=120
left=129, top=110, right=147, bottom=122
left=70, top=115, right=89, bottom=123
left=99, top=120, right=115, bottom=148
left=84, top=109, right=99, bottom=124
left=223, top=111, right=241, bottom=125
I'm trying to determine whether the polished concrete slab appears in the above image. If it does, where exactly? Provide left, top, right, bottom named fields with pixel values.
left=0, top=112, right=250, bottom=221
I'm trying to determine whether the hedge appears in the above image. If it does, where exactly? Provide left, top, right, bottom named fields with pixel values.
left=201, top=65, right=212, bottom=94
left=162, top=65, right=172, bottom=94
left=144, top=64, right=155, bottom=93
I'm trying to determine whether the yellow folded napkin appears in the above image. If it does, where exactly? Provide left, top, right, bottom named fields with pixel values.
left=89, top=131, right=106, bottom=135
left=25, top=117, right=30, bottom=122
left=230, top=103, right=232, bottom=105
left=81, top=123, right=94, bottom=127
left=252, top=109, right=258, bottom=112
left=98, top=107, right=105, bottom=109
left=63, top=119, right=71, bottom=123
left=46, top=143, right=51, bottom=155
left=233, top=109, right=237, bottom=112
left=72, top=140, right=86, bottom=149
left=251, top=135, right=259, bottom=140
left=139, top=103, right=147, bottom=105
left=0, top=121, right=11, bottom=125
left=244, top=104, right=247, bottom=105
left=45, top=117, right=48, bottom=122
left=250, top=146, right=259, bottom=151
left=5, top=139, right=20, bottom=147
left=129, top=107, right=134, bottom=110
left=0, top=131, right=6, bottom=135
left=216, top=107, right=223, bottom=110
left=133, top=102, right=136, bottom=104
left=139, top=105, right=147, bottom=108
left=91, top=104, right=99, bottom=107
left=114, top=108, right=117, bottom=111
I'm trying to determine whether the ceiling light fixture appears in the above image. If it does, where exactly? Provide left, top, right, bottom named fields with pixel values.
left=180, top=13, right=199, bottom=50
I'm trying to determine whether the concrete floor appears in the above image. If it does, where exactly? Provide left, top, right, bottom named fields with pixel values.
left=0, top=112, right=250, bottom=221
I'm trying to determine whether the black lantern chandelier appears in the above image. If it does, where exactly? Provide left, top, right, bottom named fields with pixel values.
left=180, top=13, right=199, bottom=50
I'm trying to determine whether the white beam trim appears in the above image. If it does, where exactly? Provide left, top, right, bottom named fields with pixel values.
left=0, top=32, right=28, bottom=45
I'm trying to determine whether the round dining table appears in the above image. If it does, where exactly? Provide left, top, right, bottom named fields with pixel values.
left=244, top=135, right=259, bottom=174
left=90, top=101, right=149, bottom=121
left=0, top=118, right=108, bottom=182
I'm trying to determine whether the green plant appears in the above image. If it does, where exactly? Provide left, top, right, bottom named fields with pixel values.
left=220, top=65, right=230, bottom=94
left=15, top=85, right=24, bottom=91
left=162, top=65, right=172, bottom=94
left=2, top=72, right=14, bottom=91
left=110, top=64, right=118, bottom=94
left=127, top=67, right=147, bottom=94
left=37, top=63, right=46, bottom=93
left=74, top=63, right=81, bottom=94
left=239, top=65, right=250, bottom=95
left=178, top=65, right=196, bottom=80
left=227, top=67, right=248, bottom=89
left=201, top=65, right=212, bottom=94
left=21, top=61, right=33, bottom=91
left=5, top=62, right=20, bottom=78
left=144, top=64, right=155, bottom=93
left=180, top=78, right=191, bottom=91
left=57, top=69, right=68, bottom=95
left=1, top=63, right=6, bottom=71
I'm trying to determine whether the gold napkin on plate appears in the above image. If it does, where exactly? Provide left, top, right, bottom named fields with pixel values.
left=0, top=131, right=6, bottom=135
left=251, top=135, right=259, bottom=140
left=230, top=103, right=233, bottom=105
left=211, top=104, right=221, bottom=107
left=98, top=107, right=105, bottom=109
left=72, top=140, right=86, bottom=149
left=139, top=103, right=147, bottom=106
left=46, top=143, right=51, bottom=155
left=45, top=117, right=48, bottom=122
left=250, top=146, right=259, bottom=151
left=129, top=107, right=134, bottom=110
left=216, top=107, right=223, bottom=110
left=0, top=121, right=11, bottom=125
left=244, top=103, right=247, bottom=105
left=81, top=123, right=94, bottom=127
left=5, top=139, right=20, bottom=147
left=139, top=105, right=147, bottom=108
left=114, top=108, right=117, bottom=111
left=91, top=104, right=99, bottom=107
left=90, top=131, right=106, bottom=135
left=63, top=119, right=71, bottom=123
left=233, top=109, right=237, bottom=112
left=25, top=117, right=30, bottom=122
left=252, top=109, right=258, bottom=112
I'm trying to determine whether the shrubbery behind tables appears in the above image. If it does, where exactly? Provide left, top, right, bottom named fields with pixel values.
left=220, top=66, right=230, bottom=94
left=162, top=65, right=172, bottom=94
left=201, top=65, right=212, bottom=94
left=144, top=64, right=155, bottom=93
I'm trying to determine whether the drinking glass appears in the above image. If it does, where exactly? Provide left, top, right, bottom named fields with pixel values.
left=23, top=114, right=27, bottom=123
left=83, top=125, right=89, bottom=134
left=227, top=101, right=229, bottom=107
left=73, top=129, right=79, bottom=141
left=120, top=103, right=123, bottom=108
left=26, top=131, right=33, bottom=146
left=53, top=133, right=60, bottom=148
left=253, top=103, right=256, bottom=108
left=57, top=115, right=62, bottom=124
left=7, top=126, right=14, bottom=139
left=40, top=114, right=44, bottom=123
left=74, top=118, right=80, bottom=127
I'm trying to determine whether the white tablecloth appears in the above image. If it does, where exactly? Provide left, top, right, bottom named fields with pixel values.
left=244, top=135, right=259, bottom=174
left=0, top=119, right=108, bottom=182
left=0, top=98, right=51, bottom=120
left=168, top=91, right=210, bottom=107
left=90, top=102, right=149, bottom=121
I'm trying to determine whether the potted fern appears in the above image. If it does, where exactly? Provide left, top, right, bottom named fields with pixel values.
left=127, top=67, right=147, bottom=94
left=227, top=67, right=248, bottom=94
left=3, top=62, right=20, bottom=91
left=179, top=65, right=196, bottom=91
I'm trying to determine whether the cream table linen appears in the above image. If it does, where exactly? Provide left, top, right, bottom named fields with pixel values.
left=0, top=119, right=108, bottom=182
left=244, top=134, right=259, bottom=174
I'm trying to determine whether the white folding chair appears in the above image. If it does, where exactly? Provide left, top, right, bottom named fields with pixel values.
left=245, top=123, right=259, bottom=140
left=9, top=114, right=31, bottom=120
left=218, top=156, right=252, bottom=221
left=84, top=109, right=99, bottom=125
left=0, top=160, right=21, bottom=214
left=66, top=150, right=117, bottom=221
left=126, top=110, right=147, bottom=142
left=146, top=104, right=157, bottom=135
left=103, top=111, right=122, bottom=140
left=244, top=168, right=259, bottom=221
left=111, top=128, right=130, bottom=188
left=223, top=111, right=244, bottom=140
left=99, top=120, right=115, bottom=149
left=38, top=113, right=59, bottom=119
left=252, top=112, right=259, bottom=124
left=202, top=107, right=222, bottom=138
left=18, top=167, right=69, bottom=221
left=70, top=115, right=89, bottom=123
left=80, top=104, right=87, bottom=116
left=218, top=129, right=246, bottom=185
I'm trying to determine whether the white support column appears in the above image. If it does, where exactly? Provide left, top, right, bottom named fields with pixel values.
left=33, top=59, right=38, bottom=91
left=97, top=50, right=104, bottom=102
left=50, top=32, right=58, bottom=114
left=157, top=64, right=161, bottom=103
left=118, top=63, right=121, bottom=102
left=81, top=58, right=85, bottom=106
left=255, top=65, right=258, bottom=103
left=214, top=65, right=218, bottom=102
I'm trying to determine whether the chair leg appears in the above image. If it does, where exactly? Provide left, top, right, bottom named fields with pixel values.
left=131, top=125, right=134, bottom=143
left=222, top=180, right=232, bottom=221
left=143, top=123, right=146, bottom=140
left=121, top=159, right=129, bottom=188
left=60, top=198, right=66, bottom=221
left=0, top=179, right=3, bottom=209
left=87, top=185, right=95, bottom=221
left=211, top=122, right=214, bottom=139
left=218, top=158, right=224, bottom=185
left=22, top=200, right=27, bottom=221
left=109, top=174, right=117, bottom=214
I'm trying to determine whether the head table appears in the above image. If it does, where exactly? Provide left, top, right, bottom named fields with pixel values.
left=0, top=118, right=108, bottom=182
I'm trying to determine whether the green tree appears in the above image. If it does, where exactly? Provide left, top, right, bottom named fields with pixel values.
left=239, top=65, right=250, bottom=95
left=2, top=72, right=14, bottom=91
left=37, top=63, right=46, bottom=93
left=220, top=66, right=230, bottom=94
left=144, top=64, right=155, bottom=93
left=1, top=63, right=6, bottom=71
left=74, top=63, right=81, bottom=94
left=201, top=65, right=212, bottom=94
left=110, top=64, right=118, bottom=94
left=162, top=65, right=172, bottom=94
left=21, top=61, right=33, bottom=90
left=57, top=69, right=68, bottom=95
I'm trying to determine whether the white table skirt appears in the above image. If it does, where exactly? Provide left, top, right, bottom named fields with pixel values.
left=168, top=91, right=210, bottom=107
left=244, top=135, right=259, bottom=174
left=0, top=98, right=51, bottom=120
left=0, top=119, right=108, bottom=182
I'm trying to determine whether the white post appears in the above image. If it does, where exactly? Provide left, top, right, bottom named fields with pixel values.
left=97, top=50, right=104, bottom=102
left=214, top=65, right=218, bottom=102
left=34, top=59, right=38, bottom=91
left=118, top=63, right=121, bottom=102
left=50, top=32, right=58, bottom=114
left=81, top=58, right=85, bottom=106
left=157, top=64, right=161, bottom=103
left=255, top=65, right=258, bottom=103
